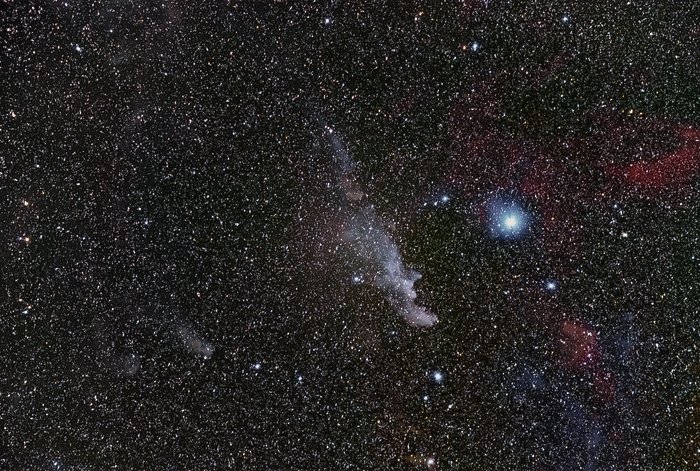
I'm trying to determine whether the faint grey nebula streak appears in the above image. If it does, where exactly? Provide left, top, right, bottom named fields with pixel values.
left=175, top=322, right=214, bottom=359
left=315, top=114, right=437, bottom=328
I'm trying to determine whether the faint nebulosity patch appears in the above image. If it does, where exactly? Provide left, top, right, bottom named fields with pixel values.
left=175, top=323, right=214, bottom=359
left=113, top=352, right=141, bottom=378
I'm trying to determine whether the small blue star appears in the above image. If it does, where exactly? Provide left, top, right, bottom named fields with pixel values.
left=430, top=369, right=446, bottom=384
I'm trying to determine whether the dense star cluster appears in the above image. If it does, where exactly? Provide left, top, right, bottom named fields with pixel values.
left=2, top=1, right=699, bottom=469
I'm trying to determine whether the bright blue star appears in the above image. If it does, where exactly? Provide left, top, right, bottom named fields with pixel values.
left=487, top=196, right=530, bottom=239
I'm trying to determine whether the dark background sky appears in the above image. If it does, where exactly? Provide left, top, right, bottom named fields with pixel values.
left=2, top=1, right=699, bottom=469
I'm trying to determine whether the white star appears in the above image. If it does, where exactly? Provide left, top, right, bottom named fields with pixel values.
left=503, top=215, right=518, bottom=229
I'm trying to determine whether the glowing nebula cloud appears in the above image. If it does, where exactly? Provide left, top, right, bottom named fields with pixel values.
left=315, top=113, right=437, bottom=328
left=343, top=207, right=437, bottom=327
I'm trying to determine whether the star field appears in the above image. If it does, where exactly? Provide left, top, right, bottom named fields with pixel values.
left=2, top=1, right=699, bottom=470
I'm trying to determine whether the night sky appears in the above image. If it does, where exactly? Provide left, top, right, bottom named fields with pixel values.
left=2, top=1, right=700, bottom=469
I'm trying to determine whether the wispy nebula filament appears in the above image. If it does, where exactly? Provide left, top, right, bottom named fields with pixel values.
left=315, top=114, right=437, bottom=328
